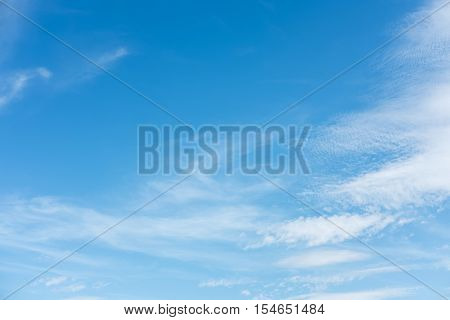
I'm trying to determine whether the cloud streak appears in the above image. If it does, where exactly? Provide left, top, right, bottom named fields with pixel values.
left=0, top=68, right=51, bottom=109
left=95, top=47, right=129, bottom=67
left=307, top=0, right=450, bottom=214
left=256, top=213, right=395, bottom=247
left=277, top=249, right=370, bottom=269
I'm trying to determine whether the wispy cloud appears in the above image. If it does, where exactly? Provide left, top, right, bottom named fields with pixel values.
left=277, top=249, right=370, bottom=269
left=0, top=181, right=270, bottom=264
left=255, top=213, right=395, bottom=247
left=199, top=278, right=251, bottom=288
left=0, top=68, right=51, bottom=109
left=311, top=1, right=450, bottom=212
left=63, top=283, right=86, bottom=293
left=285, top=265, right=402, bottom=291
left=55, top=46, right=129, bottom=86
left=0, top=177, right=399, bottom=268
left=44, top=276, right=68, bottom=287
left=95, top=47, right=129, bottom=66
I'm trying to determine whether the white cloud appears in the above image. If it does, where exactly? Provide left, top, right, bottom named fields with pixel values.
left=36, top=67, right=52, bottom=79
left=63, top=284, right=86, bottom=293
left=0, top=174, right=399, bottom=270
left=394, top=0, right=450, bottom=72
left=0, top=179, right=272, bottom=264
left=53, top=46, right=129, bottom=87
left=285, top=265, right=401, bottom=290
left=241, top=289, right=251, bottom=296
left=0, top=67, right=52, bottom=108
left=257, top=213, right=395, bottom=247
left=322, top=83, right=450, bottom=210
left=309, top=1, right=450, bottom=213
left=95, top=47, right=128, bottom=67
left=44, top=276, right=68, bottom=287
left=277, top=249, right=369, bottom=269
left=199, top=279, right=249, bottom=288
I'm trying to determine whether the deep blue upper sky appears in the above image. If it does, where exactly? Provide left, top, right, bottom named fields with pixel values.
left=0, top=0, right=422, bottom=199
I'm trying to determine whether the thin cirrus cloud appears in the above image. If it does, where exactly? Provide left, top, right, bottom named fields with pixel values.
left=37, top=276, right=87, bottom=294
left=198, top=278, right=251, bottom=288
left=245, top=264, right=406, bottom=299
left=52, top=46, right=129, bottom=87
left=74, top=47, right=129, bottom=81
left=95, top=47, right=129, bottom=66
left=63, top=284, right=86, bottom=293
left=0, top=3, right=128, bottom=107
left=282, top=265, right=402, bottom=291
left=255, top=213, right=396, bottom=247
left=319, top=82, right=450, bottom=210
left=0, top=176, right=397, bottom=265
left=276, top=249, right=370, bottom=269
left=311, top=0, right=450, bottom=212
left=0, top=184, right=268, bottom=254
left=44, top=276, right=68, bottom=287
left=0, top=67, right=52, bottom=109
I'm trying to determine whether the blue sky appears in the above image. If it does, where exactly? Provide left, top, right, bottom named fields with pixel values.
left=1, top=0, right=450, bottom=299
